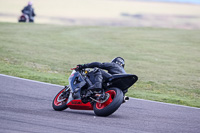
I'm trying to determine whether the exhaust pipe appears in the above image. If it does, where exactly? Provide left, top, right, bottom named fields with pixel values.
left=123, top=96, right=129, bottom=103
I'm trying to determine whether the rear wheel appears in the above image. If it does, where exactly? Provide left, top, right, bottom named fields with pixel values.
left=52, top=88, right=69, bottom=111
left=93, top=87, right=123, bottom=116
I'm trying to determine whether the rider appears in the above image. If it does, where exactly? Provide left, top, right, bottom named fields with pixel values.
left=76, top=57, right=127, bottom=97
left=21, top=1, right=36, bottom=22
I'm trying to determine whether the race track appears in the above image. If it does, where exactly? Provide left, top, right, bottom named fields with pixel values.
left=0, top=74, right=199, bottom=133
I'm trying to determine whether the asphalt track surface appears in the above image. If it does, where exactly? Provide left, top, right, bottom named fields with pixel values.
left=0, top=74, right=199, bottom=133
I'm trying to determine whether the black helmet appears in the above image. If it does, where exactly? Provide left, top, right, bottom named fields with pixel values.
left=111, top=57, right=125, bottom=68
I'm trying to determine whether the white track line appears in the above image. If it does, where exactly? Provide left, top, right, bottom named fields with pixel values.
left=0, top=74, right=63, bottom=87
left=0, top=74, right=199, bottom=109
left=129, top=97, right=200, bottom=110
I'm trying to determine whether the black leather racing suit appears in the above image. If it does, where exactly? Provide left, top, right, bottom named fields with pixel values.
left=82, top=62, right=126, bottom=92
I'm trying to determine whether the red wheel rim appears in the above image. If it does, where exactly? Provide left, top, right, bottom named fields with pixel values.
left=54, top=89, right=68, bottom=106
left=96, top=90, right=116, bottom=109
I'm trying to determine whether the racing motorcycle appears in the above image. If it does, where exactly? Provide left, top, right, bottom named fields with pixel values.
left=18, top=14, right=29, bottom=22
left=52, top=67, right=138, bottom=116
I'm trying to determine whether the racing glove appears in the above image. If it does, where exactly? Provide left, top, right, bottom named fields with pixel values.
left=76, top=64, right=84, bottom=70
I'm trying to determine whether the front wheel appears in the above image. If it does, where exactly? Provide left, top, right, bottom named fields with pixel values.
left=52, top=87, right=69, bottom=111
left=93, top=87, right=123, bottom=116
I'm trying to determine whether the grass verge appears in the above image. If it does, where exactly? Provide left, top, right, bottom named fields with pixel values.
left=0, top=22, right=200, bottom=107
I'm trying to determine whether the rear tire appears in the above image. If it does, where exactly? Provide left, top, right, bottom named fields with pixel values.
left=52, top=88, right=69, bottom=111
left=93, top=87, right=123, bottom=116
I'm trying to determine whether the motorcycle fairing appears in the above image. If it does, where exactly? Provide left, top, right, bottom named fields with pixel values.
left=68, top=71, right=86, bottom=93
left=66, top=93, right=93, bottom=110
left=107, top=74, right=138, bottom=91
left=67, top=71, right=87, bottom=104
left=67, top=100, right=93, bottom=110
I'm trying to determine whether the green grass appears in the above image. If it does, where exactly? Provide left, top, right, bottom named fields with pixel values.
left=0, top=22, right=200, bottom=107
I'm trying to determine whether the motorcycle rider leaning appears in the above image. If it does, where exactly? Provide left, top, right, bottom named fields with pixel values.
left=76, top=57, right=127, bottom=97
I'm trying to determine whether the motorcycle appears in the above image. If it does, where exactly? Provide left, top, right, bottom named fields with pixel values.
left=52, top=67, right=138, bottom=116
left=18, top=14, right=29, bottom=22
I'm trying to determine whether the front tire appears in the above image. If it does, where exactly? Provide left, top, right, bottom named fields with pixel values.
left=93, top=87, right=123, bottom=116
left=52, top=88, right=69, bottom=111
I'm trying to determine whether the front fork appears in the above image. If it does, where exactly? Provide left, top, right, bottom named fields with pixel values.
left=60, top=86, right=70, bottom=98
